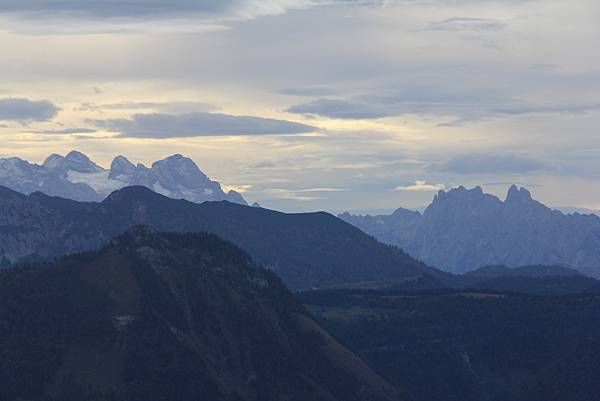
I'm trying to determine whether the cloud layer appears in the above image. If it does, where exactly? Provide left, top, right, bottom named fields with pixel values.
left=90, top=112, right=319, bottom=138
left=439, top=153, right=549, bottom=175
left=0, top=0, right=391, bottom=33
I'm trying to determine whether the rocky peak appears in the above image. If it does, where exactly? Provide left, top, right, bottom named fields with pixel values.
left=154, top=154, right=201, bottom=170
left=43, top=150, right=103, bottom=174
left=392, top=207, right=422, bottom=218
left=428, top=185, right=495, bottom=215
left=151, top=154, right=210, bottom=188
left=109, top=155, right=136, bottom=180
left=152, top=154, right=208, bottom=179
left=42, top=153, right=64, bottom=170
left=505, top=184, right=533, bottom=203
left=0, top=157, right=33, bottom=178
left=226, top=189, right=247, bottom=205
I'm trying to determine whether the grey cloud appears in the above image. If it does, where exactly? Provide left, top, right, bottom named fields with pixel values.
left=287, top=99, right=390, bottom=119
left=0, top=0, right=390, bottom=18
left=89, top=112, right=319, bottom=138
left=0, top=1, right=235, bottom=18
left=438, top=153, right=550, bottom=175
left=0, top=0, right=390, bottom=33
left=422, top=17, right=506, bottom=31
left=0, top=98, right=59, bottom=122
left=494, top=103, right=600, bottom=116
left=25, top=127, right=97, bottom=135
left=287, top=92, right=600, bottom=123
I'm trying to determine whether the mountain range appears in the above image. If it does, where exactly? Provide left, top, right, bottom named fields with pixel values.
left=0, top=150, right=246, bottom=204
left=0, top=185, right=443, bottom=290
left=0, top=227, right=401, bottom=401
left=340, top=185, right=600, bottom=277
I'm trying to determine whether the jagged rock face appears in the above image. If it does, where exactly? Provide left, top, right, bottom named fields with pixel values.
left=0, top=155, right=99, bottom=202
left=128, top=154, right=239, bottom=204
left=0, top=228, right=402, bottom=401
left=108, top=155, right=137, bottom=180
left=340, top=185, right=600, bottom=276
left=0, top=185, right=442, bottom=290
left=0, top=151, right=246, bottom=205
left=43, top=150, right=104, bottom=174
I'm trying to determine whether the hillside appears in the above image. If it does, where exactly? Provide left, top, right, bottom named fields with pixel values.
left=0, top=227, right=403, bottom=401
left=300, top=288, right=600, bottom=401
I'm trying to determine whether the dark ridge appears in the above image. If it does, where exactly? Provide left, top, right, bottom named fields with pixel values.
left=0, top=185, right=443, bottom=290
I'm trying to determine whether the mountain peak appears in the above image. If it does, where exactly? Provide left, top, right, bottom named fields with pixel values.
left=109, top=155, right=136, bottom=180
left=433, top=185, right=486, bottom=204
left=392, top=207, right=422, bottom=218
left=112, top=155, right=132, bottom=164
left=42, top=153, right=64, bottom=169
left=65, top=150, right=89, bottom=161
left=43, top=150, right=103, bottom=174
left=506, top=185, right=532, bottom=203
left=103, top=185, right=166, bottom=204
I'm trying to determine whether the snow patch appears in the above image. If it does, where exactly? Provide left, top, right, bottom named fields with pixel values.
left=152, top=182, right=173, bottom=197
left=67, top=170, right=125, bottom=196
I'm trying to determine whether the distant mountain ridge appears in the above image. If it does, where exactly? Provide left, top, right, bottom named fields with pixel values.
left=0, top=150, right=246, bottom=204
left=0, top=185, right=443, bottom=290
left=459, top=264, right=598, bottom=296
left=340, top=185, right=600, bottom=277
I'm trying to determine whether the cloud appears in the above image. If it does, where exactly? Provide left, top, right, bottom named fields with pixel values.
left=287, top=93, right=600, bottom=123
left=287, top=98, right=389, bottom=119
left=25, top=127, right=97, bottom=135
left=222, top=184, right=253, bottom=193
left=78, top=101, right=217, bottom=113
left=0, top=0, right=390, bottom=18
left=438, top=153, right=549, bottom=175
left=394, top=180, right=446, bottom=191
left=0, top=1, right=237, bottom=18
left=278, top=86, right=339, bottom=97
left=421, top=17, right=506, bottom=32
left=0, top=98, right=59, bottom=123
left=89, top=112, right=319, bottom=138
left=0, top=0, right=391, bottom=34
left=295, top=187, right=348, bottom=192
left=261, top=188, right=328, bottom=201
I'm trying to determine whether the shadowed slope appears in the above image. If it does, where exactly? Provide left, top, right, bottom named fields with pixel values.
left=0, top=227, right=405, bottom=401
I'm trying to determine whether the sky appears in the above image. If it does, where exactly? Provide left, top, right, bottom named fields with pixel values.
left=0, top=0, right=599, bottom=213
